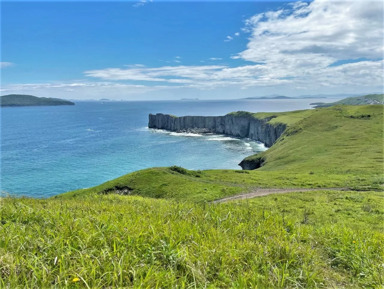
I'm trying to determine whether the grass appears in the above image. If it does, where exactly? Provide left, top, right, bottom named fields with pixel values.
left=1, top=190, right=383, bottom=288
left=1, top=104, right=383, bottom=288
left=314, top=94, right=384, bottom=107
left=59, top=167, right=381, bottom=202
left=243, top=105, right=383, bottom=175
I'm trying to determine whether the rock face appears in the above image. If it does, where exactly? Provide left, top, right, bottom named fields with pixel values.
left=238, top=155, right=266, bottom=170
left=148, top=113, right=286, bottom=148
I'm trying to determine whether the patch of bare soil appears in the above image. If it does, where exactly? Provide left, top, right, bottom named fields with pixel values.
left=213, top=187, right=348, bottom=203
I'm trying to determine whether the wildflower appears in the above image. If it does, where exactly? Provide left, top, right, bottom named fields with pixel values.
left=352, top=240, right=356, bottom=243
left=72, top=277, right=80, bottom=282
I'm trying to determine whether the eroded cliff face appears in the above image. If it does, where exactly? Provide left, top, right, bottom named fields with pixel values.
left=148, top=113, right=286, bottom=148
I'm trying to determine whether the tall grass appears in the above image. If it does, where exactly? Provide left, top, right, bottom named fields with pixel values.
left=1, top=190, right=383, bottom=288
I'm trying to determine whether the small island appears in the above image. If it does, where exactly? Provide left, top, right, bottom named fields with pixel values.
left=0, top=94, right=75, bottom=107
left=245, top=95, right=293, bottom=100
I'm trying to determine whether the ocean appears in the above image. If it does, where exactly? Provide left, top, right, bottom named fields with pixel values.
left=1, top=98, right=337, bottom=198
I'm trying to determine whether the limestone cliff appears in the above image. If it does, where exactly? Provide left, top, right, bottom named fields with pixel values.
left=148, top=113, right=286, bottom=148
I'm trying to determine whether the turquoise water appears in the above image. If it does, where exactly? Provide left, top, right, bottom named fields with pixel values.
left=1, top=99, right=333, bottom=197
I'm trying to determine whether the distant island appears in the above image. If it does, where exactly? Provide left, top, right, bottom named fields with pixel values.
left=0, top=94, right=75, bottom=107
left=245, top=96, right=293, bottom=100
left=310, top=94, right=384, bottom=108
left=243, top=93, right=372, bottom=100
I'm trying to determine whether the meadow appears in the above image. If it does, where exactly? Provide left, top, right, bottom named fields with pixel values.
left=1, top=190, right=383, bottom=288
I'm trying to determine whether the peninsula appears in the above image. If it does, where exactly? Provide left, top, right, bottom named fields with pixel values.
left=0, top=94, right=75, bottom=107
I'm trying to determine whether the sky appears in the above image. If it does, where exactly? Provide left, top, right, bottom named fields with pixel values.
left=1, top=0, right=383, bottom=100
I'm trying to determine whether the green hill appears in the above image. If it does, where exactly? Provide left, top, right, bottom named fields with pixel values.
left=242, top=104, right=383, bottom=174
left=312, top=94, right=384, bottom=108
left=0, top=94, right=75, bottom=107
left=1, top=104, right=383, bottom=288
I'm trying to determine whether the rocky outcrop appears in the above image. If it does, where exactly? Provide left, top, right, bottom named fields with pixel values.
left=148, top=113, right=286, bottom=148
left=238, top=155, right=266, bottom=170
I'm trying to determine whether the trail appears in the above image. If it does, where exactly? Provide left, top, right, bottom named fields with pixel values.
left=213, top=187, right=348, bottom=203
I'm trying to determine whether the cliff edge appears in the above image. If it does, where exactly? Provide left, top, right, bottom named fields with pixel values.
left=148, top=111, right=287, bottom=169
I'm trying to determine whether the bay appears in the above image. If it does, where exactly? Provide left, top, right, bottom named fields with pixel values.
left=1, top=98, right=336, bottom=197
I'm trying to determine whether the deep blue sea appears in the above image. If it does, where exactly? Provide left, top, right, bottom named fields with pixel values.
left=1, top=98, right=337, bottom=198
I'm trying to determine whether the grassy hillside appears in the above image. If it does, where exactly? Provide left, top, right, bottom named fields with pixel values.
left=312, top=94, right=384, bottom=108
left=1, top=190, right=383, bottom=288
left=0, top=94, right=74, bottom=107
left=60, top=166, right=379, bottom=203
left=1, top=104, right=383, bottom=288
left=245, top=105, right=383, bottom=175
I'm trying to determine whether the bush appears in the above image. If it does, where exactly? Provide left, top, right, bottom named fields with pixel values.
left=169, top=166, right=188, bottom=175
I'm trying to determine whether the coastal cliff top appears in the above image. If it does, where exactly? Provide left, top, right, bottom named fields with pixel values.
left=312, top=93, right=384, bottom=108
left=227, top=109, right=313, bottom=126
left=228, top=94, right=384, bottom=126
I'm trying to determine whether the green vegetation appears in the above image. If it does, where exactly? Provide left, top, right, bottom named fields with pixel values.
left=312, top=94, right=384, bottom=108
left=60, top=166, right=380, bottom=203
left=1, top=190, right=383, bottom=288
left=244, top=105, right=383, bottom=176
left=0, top=94, right=75, bottom=107
left=226, top=111, right=257, bottom=118
left=1, top=104, right=383, bottom=288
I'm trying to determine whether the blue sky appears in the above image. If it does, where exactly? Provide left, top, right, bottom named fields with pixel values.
left=1, top=0, right=383, bottom=100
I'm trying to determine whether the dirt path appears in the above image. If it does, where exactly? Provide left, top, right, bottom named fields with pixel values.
left=213, top=187, right=348, bottom=203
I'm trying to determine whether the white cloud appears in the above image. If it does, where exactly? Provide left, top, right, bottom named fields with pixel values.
left=174, top=56, right=182, bottom=63
left=0, top=81, right=179, bottom=100
left=224, top=31, right=241, bottom=42
left=133, top=0, right=153, bottom=8
left=84, top=68, right=165, bottom=82
left=84, top=65, right=228, bottom=85
left=209, top=57, right=222, bottom=61
left=84, top=57, right=382, bottom=91
left=228, top=0, right=383, bottom=92
left=0, top=82, right=144, bottom=92
left=238, top=0, right=383, bottom=65
left=1, top=62, right=14, bottom=68
left=82, top=63, right=302, bottom=89
left=314, top=60, right=384, bottom=88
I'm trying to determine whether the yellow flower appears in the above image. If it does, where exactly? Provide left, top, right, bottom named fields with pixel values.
left=352, top=240, right=356, bottom=243
left=72, top=277, right=80, bottom=282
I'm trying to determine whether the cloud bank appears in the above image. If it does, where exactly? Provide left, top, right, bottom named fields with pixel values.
left=237, top=0, right=383, bottom=77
